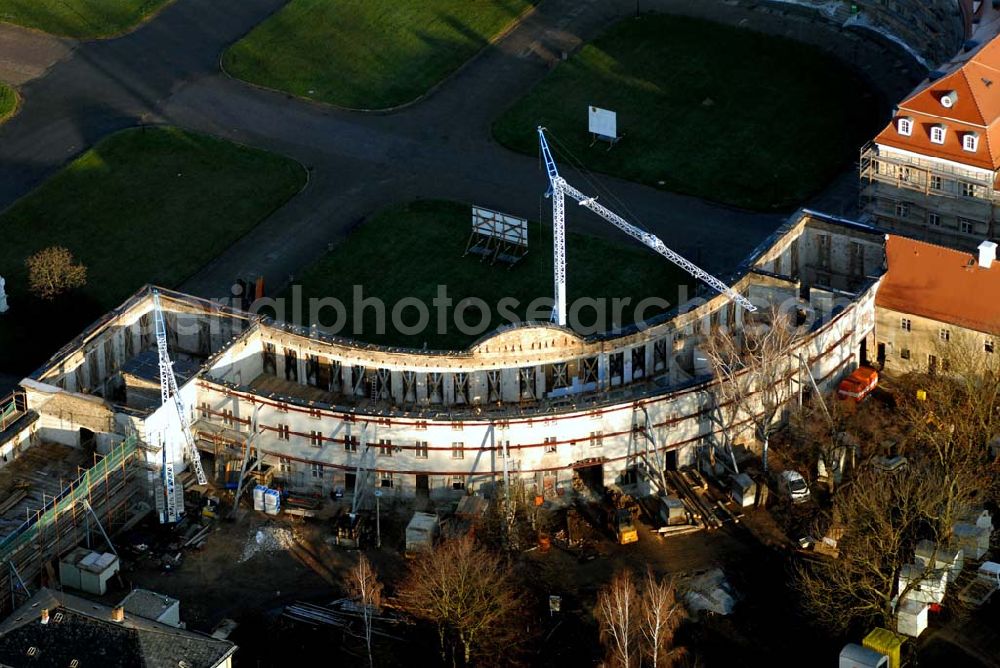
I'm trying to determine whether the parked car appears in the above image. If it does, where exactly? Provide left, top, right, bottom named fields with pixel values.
left=779, top=470, right=810, bottom=503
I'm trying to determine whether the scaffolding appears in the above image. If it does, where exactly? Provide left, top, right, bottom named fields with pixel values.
left=0, top=435, right=142, bottom=613
left=0, top=392, right=26, bottom=433
left=858, top=141, right=997, bottom=241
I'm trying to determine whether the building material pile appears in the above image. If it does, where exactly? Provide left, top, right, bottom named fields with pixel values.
left=283, top=598, right=402, bottom=638
left=238, top=525, right=294, bottom=563
left=682, top=568, right=737, bottom=616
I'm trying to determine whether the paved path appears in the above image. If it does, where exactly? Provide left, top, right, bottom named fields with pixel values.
left=0, top=25, right=74, bottom=86
left=0, top=0, right=917, bottom=304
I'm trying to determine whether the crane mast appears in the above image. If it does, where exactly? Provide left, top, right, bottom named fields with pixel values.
left=153, top=291, right=209, bottom=525
left=537, top=127, right=756, bottom=325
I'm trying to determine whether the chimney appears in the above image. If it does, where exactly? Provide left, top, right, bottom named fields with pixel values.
left=111, top=606, right=124, bottom=623
left=978, top=240, right=997, bottom=269
left=40, top=609, right=48, bottom=625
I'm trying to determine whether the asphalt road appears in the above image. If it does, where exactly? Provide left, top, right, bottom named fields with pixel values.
left=0, top=0, right=914, bottom=303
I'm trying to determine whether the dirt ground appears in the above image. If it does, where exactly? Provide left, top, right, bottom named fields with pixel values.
left=90, top=485, right=1000, bottom=667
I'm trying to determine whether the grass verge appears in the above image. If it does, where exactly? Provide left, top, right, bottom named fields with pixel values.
left=494, top=14, right=884, bottom=211
left=0, top=126, right=306, bottom=374
left=283, top=200, right=693, bottom=350
left=224, top=0, right=534, bottom=109
left=0, top=83, right=16, bottom=124
left=0, top=0, right=170, bottom=39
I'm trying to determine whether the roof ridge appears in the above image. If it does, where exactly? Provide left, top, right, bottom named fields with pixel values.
left=889, top=234, right=974, bottom=260
left=961, top=68, right=990, bottom=127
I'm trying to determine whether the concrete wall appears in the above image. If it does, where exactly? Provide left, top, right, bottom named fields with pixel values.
left=875, top=305, right=996, bottom=374
left=20, top=213, right=887, bottom=501
left=190, top=280, right=879, bottom=500
left=849, top=0, right=966, bottom=67
left=32, top=289, right=251, bottom=399
left=21, top=379, right=115, bottom=448
left=862, top=145, right=998, bottom=251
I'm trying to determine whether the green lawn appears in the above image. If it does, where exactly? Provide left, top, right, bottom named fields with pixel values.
left=224, top=0, right=534, bottom=109
left=0, top=84, right=16, bottom=123
left=0, top=0, right=170, bottom=38
left=284, top=200, right=693, bottom=350
left=0, top=126, right=306, bottom=374
left=494, top=15, right=884, bottom=211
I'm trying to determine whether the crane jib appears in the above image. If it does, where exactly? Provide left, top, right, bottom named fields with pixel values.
left=536, top=128, right=756, bottom=314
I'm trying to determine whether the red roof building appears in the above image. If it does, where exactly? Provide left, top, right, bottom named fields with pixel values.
left=861, top=36, right=1000, bottom=251
left=874, top=234, right=998, bottom=373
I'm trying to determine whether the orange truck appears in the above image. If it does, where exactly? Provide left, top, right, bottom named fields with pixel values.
left=837, top=367, right=879, bottom=402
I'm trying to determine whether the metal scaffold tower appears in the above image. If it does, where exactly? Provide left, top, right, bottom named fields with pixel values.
left=232, top=404, right=262, bottom=514
left=153, top=290, right=208, bottom=523
left=537, top=127, right=756, bottom=326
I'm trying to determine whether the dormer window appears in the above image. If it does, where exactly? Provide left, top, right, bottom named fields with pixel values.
left=941, top=90, right=959, bottom=108
left=930, top=124, right=947, bottom=144
left=897, top=117, right=913, bottom=136
left=963, top=132, right=979, bottom=152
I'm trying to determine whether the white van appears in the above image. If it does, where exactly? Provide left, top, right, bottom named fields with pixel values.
left=780, top=470, right=810, bottom=503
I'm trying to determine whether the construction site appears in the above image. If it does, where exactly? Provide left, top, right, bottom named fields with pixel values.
left=0, top=118, right=996, bottom=663
left=0, top=189, right=898, bottom=664
left=0, top=1, right=998, bottom=665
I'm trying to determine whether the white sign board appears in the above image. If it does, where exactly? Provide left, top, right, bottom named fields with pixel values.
left=588, top=106, right=617, bottom=139
left=472, top=207, right=528, bottom=246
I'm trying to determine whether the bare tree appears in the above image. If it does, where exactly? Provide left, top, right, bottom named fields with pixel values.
left=703, top=306, right=799, bottom=472
left=894, top=331, right=1000, bottom=525
left=596, top=570, right=640, bottom=668
left=795, top=466, right=952, bottom=632
left=640, top=569, right=684, bottom=668
left=347, top=554, right=383, bottom=668
left=481, top=477, right=538, bottom=553
left=396, top=535, right=523, bottom=666
left=25, top=246, right=87, bottom=300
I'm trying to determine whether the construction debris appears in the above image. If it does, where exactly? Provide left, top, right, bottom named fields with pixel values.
left=682, top=568, right=738, bottom=616
left=239, top=525, right=295, bottom=563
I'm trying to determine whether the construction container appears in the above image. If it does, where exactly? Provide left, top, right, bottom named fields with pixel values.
left=839, top=644, right=888, bottom=668
left=898, top=564, right=947, bottom=605
left=253, top=485, right=267, bottom=512
left=953, top=522, right=990, bottom=560
left=914, top=540, right=963, bottom=583
left=60, top=548, right=119, bottom=596
left=863, top=628, right=905, bottom=668
left=405, top=512, right=440, bottom=556
left=658, top=496, right=687, bottom=526
left=962, top=508, right=994, bottom=531
left=896, top=599, right=928, bottom=638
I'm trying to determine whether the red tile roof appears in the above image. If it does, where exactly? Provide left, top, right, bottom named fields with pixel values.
left=875, top=37, right=1000, bottom=170
left=877, top=235, right=1000, bottom=335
